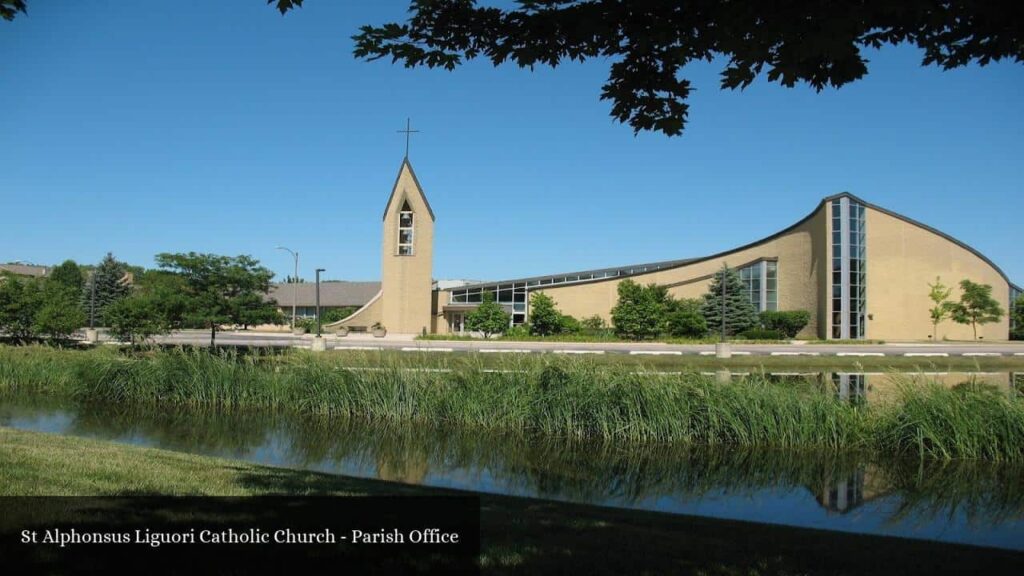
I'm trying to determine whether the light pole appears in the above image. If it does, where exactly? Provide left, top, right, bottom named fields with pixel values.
left=315, top=268, right=325, bottom=338
left=276, top=246, right=299, bottom=330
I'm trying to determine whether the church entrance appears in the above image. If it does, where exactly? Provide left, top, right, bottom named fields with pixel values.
left=449, top=312, right=465, bottom=335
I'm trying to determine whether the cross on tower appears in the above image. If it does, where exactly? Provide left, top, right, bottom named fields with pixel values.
left=397, top=118, right=420, bottom=158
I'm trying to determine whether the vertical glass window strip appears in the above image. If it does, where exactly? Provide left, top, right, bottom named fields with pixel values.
left=1011, top=286, right=1021, bottom=333
left=398, top=203, right=414, bottom=255
left=831, top=199, right=867, bottom=339
left=765, top=261, right=778, bottom=311
left=831, top=200, right=843, bottom=338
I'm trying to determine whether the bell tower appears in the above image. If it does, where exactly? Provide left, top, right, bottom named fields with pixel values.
left=380, top=157, right=435, bottom=334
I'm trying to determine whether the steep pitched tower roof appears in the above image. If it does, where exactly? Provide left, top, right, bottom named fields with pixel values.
left=380, top=157, right=435, bottom=334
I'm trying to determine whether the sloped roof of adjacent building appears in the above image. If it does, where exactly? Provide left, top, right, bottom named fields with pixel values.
left=0, top=263, right=49, bottom=277
left=267, top=281, right=381, bottom=307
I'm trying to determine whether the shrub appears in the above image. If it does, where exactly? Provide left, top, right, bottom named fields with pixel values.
left=503, top=325, right=530, bottom=339
left=581, top=315, right=606, bottom=331
left=665, top=298, right=706, bottom=337
left=759, top=310, right=811, bottom=338
left=322, top=307, right=358, bottom=324
left=665, top=309, right=707, bottom=337
left=739, top=328, right=784, bottom=340
left=559, top=314, right=583, bottom=334
left=104, top=294, right=170, bottom=346
left=611, top=280, right=667, bottom=340
left=528, top=293, right=563, bottom=336
left=466, top=292, right=511, bottom=338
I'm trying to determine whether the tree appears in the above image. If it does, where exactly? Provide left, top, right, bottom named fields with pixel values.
left=665, top=298, right=707, bottom=338
left=231, top=292, right=285, bottom=329
left=465, top=291, right=510, bottom=339
left=104, top=294, right=171, bottom=347
left=528, top=292, right=563, bottom=336
left=48, top=260, right=84, bottom=295
left=700, top=265, right=758, bottom=338
left=0, top=273, right=42, bottom=342
left=81, top=253, right=130, bottom=327
left=341, top=1, right=1024, bottom=137
left=134, top=269, right=191, bottom=331
left=611, top=280, right=666, bottom=340
left=154, top=252, right=278, bottom=347
left=8, top=2, right=1017, bottom=135
left=927, top=276, right=954, bottom=340
left=949, top=279, right=1004, bottom=340
left=34, top=292, right=86, bottom=342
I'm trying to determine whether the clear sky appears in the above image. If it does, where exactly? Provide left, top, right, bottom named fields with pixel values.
left=2, top=1, right=1022, bottom=286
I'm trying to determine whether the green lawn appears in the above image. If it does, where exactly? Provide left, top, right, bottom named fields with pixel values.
left=1, top=427, right=1021, bottom=574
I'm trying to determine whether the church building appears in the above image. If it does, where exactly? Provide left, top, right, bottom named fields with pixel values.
left=328, top=157, right=1021, bottom=341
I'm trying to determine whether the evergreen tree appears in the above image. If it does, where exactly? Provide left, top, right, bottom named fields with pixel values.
left=465, top=292, right=510, bottom=339
left=528, top=292, right=563, bottom=336
left=81, top=252, right=130, bottom=326
left=700, top=265, right=758, bottom=338
left=949, top=279, right=1004, bottom=340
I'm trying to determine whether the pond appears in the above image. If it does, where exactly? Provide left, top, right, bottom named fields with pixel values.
left=1, top=371, right=1022, bottom=552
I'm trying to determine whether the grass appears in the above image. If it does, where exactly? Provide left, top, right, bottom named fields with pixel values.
left=2, top=345, right=1024, bottom=461
left=2, top=427, right=1021, bottom=574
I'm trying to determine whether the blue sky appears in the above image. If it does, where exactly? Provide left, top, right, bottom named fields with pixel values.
left=2, top=1, right=1021, bottom=285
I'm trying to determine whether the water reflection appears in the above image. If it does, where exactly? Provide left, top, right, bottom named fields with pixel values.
left=1, top=403, right=1022, bottom=549
left=703, top=370, right=1019, bottom=404
left=1, top=372, right=1022, bottom=550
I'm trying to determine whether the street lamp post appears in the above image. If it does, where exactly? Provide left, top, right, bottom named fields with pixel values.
left=276, top=246, right=299, bottom=330
left=315, top=268, right=326, bottom=338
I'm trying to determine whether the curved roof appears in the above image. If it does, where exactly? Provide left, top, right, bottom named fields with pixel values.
left=453, top=193, right=1020, bottom=293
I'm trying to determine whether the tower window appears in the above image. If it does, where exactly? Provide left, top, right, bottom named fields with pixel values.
left=398, top=200, right=414, bottom=255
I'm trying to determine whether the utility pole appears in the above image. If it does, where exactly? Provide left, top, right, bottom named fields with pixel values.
left=716, top=266, right=732, bottom=359
left=315, top=268, right=325, bottom=338
left=90, top=272, right=96, bottom=329
left=721, top=268, right=726, bottom=342
left=276, top=246, right=299, bottom=330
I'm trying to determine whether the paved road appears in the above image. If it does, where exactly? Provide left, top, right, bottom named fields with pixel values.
left=143, top=331, right=1024, bottom=358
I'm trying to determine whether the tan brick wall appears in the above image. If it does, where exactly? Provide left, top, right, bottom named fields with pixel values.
left=327, top=290, right=383, bottom=331
left=381, top=161, right=434, bottom=335
left=865, top=207, right=1011, bottom=341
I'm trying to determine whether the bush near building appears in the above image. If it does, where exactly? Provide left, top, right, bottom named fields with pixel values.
left=665, top=298, right=707, bottom=338
left=466, top=292, right=511, bottom=339
left=611, top=280, right=671, bottom=340
left=759, top=311, right=811, bottom=338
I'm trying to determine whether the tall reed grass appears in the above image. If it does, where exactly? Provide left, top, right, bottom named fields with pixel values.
left=1, top=346, right=1021, bottom=461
